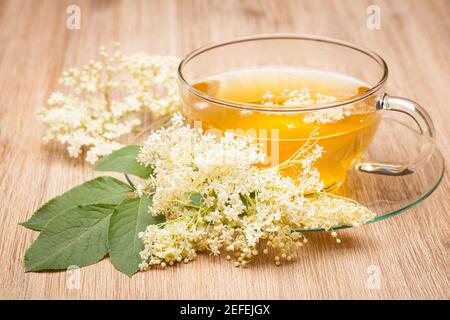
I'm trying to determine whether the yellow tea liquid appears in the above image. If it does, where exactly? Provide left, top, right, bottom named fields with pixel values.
left=182, top=68, right=381, bottom=189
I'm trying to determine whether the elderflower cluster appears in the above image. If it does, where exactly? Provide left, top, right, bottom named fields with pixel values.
left=136, top=114, right=375, bottom=270
left=38, top=43, right=181, bottom=163
left=262, top=88, right=338, bottom=107
left=261, top=88, right=371, bottom=123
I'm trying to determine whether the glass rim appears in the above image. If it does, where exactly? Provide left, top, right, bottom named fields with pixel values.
left=178, top=33, right=389, bottom=112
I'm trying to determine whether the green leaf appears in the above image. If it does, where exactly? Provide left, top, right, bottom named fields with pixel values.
left=94, top=145, right=153, bottom=179
left=189, top=192, right=203, bottom=206
left=108, top=196, right=164, bottom=277
left=21, top=176, right=132, bottom=231
left=239, top=191, right=256, bottom=208
left=24, top=204, right=119, bottom=272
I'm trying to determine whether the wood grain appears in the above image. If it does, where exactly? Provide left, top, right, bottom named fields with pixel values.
left=0, top=0, right=449, bottom=300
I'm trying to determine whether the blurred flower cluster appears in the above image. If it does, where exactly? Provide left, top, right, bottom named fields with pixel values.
left=38, top=43, right=180, bottom=163
left=136, top=114, right=375, bottom=269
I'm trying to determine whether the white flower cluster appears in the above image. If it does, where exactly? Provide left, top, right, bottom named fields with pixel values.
left=38, top=43, right=181, bottom=163
left=137, top=115, right=375, bottom=269
left=261, top=88, right=338, bottom=107
left=261, top=88, right=371, bottom=124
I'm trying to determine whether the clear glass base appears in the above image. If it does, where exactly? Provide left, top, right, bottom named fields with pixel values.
left=301, top=116, right=445, bottom=232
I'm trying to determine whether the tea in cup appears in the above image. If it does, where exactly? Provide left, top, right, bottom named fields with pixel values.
left=178, top=35, right=435, bottom=189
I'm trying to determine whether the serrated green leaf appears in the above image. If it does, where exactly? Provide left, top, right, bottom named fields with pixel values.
left=24, top=204, right=119, bottom=272
left=108, top=196, right=164, bottom=277
left=94, top=145, right=153, bottom=179
left=21, top=176, right=132, bottom=231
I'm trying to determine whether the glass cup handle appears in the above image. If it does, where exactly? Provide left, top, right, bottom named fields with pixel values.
left=355, top=93, right=436, bottom=176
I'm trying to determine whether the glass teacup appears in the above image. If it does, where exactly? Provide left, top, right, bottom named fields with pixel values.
left=178, top=34, right=435, bottom=190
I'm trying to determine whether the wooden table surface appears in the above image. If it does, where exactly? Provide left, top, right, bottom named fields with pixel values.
left=0, top=0, right=449, bottom=300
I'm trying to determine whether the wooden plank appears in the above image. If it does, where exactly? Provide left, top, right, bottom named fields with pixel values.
left=0, top=0, right=448, bottom=299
